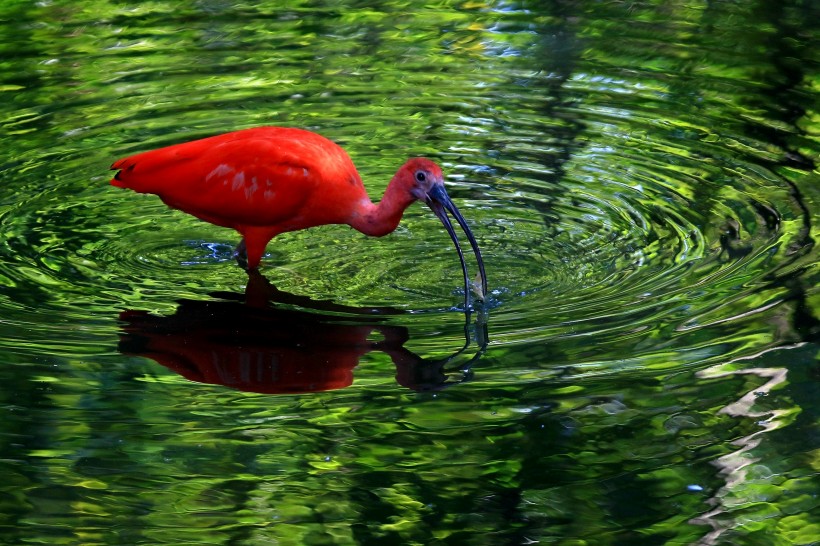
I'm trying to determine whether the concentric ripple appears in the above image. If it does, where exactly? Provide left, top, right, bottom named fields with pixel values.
left=432, top=68, right=814, bottom=363
left=0, top=34, right=814, bottom=365
left=0, top=2, right=817, bottom=545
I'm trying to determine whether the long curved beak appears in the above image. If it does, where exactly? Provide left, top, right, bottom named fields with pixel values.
left=425, top=183, right=488, bottom=307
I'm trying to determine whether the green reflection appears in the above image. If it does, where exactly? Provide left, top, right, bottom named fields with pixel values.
left=0, top=0, right=817, bottom=544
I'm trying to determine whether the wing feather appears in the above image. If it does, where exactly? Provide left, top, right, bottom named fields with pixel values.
left=110, top=127, right=362, bottom=229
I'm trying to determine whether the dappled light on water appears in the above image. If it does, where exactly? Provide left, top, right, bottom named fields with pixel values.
left=0, top=0, right=817, bottom=544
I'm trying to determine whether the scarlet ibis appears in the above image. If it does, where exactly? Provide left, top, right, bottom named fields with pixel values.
left=110, top=126, right=487, bottom=303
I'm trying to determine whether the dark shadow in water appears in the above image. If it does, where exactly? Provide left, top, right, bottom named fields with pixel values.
left=117, top=272, right=488, bottom=394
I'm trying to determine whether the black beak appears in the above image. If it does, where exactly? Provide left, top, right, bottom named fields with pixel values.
left=425, top=183, right=488, bottom=308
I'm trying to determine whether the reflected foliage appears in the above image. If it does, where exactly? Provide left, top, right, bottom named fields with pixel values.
left=0, top=0, right=817, bottom=544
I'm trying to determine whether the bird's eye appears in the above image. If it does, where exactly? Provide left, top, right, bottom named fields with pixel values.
left=415, top=171, right=427, bottom=183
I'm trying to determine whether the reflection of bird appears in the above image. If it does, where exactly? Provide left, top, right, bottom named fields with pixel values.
left=110, top=126, right=486, bottom=303
left=117, top=273, right=486, bottom=394
left=118, top=305, right=392, bottom=394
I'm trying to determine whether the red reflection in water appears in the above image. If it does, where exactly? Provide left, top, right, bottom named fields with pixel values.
left=118, top=273, right=485, bottom=393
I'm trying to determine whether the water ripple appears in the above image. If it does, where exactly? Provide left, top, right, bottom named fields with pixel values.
left=0, top=2, right=813, bottom=373
left=0, top=3, right=817, bottom=545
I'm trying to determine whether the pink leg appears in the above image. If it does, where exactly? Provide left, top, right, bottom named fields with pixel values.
left=237, top=228, right=277, bottom=271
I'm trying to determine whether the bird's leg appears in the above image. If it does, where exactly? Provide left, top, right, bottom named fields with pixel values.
left=234, top=238, right=249, bottom=271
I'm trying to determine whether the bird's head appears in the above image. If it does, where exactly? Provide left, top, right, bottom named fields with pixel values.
left=398, top=158, right=488, bottom=304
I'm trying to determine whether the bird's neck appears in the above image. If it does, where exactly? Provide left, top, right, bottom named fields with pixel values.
left=349, top=178, right=415, bottom=237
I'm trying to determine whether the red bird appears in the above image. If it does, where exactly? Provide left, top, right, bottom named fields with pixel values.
left=110, top=126, right=487, bottom=302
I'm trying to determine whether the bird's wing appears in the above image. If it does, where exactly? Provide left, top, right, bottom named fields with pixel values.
left=111, top=128, right=357, bottom=228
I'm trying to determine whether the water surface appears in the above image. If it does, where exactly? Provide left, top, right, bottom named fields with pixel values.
left=0, top=1, right=818, bottom=544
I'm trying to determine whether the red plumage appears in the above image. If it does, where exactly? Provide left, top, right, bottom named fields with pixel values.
left=110, top=125, right=487, bottom=304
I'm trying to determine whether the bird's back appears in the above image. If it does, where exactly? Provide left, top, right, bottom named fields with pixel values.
left=111, top=127, right=368, bottom=230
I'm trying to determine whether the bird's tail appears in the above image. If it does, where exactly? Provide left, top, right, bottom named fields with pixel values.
left=109, top=157, right=136, bottom=188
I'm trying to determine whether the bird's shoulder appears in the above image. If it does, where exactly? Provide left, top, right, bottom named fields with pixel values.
left=202, top=127, right=361, bottom=187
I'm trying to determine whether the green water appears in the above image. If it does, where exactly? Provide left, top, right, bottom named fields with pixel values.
left=1, top=1, right=818, bottom=544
